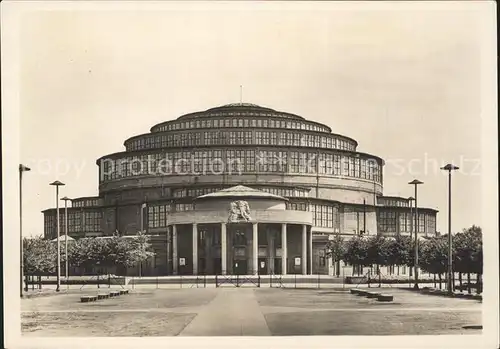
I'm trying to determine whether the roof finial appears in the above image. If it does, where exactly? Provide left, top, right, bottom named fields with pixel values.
left=240, top=85, right=243, bottom=105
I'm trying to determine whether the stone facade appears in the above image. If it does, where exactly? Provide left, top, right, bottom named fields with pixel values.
left=42, top=103, right=439, bottom=275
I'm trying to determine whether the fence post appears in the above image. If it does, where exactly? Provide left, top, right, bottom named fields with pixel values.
left=180, top=275, right=182, bottom=289
left=294, top=273, right=297, bottom=289
left=215, top=274, right=218, bottom=288
left=108, top=274, right=111, bottom=288
left=204, top=274, right=206, bottom=288
left=270, top=274, right=273, bottom=288
left=236, top=274, right=240, bottom=288
left=156, top=276, right=159, bottom=289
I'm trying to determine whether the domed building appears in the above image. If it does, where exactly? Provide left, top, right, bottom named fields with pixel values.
left=43, top=103, right=438, bottom=276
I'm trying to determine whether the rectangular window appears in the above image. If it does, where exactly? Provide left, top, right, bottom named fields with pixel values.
left=310, top=204, right=337, bottom=228
left=354, top=157, right=360, bottom=178
left=290, top=152, right=299, bottom=173
left=399, top=213, right=407, bottom=232
left=147, top=204, right=171, bottom=228
left=349, top=157, right=356, bottom=177
left=176, top=203, right=193, bottom=212
left=245, top=150, right=255, bottom=172
left=270, top=132, right=277, bottom=145
left=262, top=132, right=270, bottom=145
left=333, top=155, right=341, bottom=175
left=378, top=211, right=397, bottom=233
left=426, top=214, right=436, bottom=234
left=256, top=131, right=262, bottom=144
left=343, top=156, right=349, bottom=176
left=299, top=152, right=308, bottom=173
left=418, top=213, right=425, bottom=234
left=360, top=159, right=367, bottom=179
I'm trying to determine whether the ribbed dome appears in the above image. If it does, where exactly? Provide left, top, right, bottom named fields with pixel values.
left=218, top=103, right=264, bottom=108
left=195, top=185, right=288, bottom=201
left=175, top=102, right=305, bottom=121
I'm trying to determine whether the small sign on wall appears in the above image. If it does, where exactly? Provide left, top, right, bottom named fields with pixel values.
left=294, top=257, right=301, bottom=266
left=260, top=261, right=265, bottom=269
left=179, top=258, right=186, bottom=266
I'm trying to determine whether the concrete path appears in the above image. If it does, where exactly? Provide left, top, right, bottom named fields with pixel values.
left=179, top=288, right=271, bottom=336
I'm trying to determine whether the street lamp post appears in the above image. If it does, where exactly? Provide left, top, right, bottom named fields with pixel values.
left=50, top=181, right=65, bottom=292
left=408, top=196, right=415, bottom=277
left=19, top=164, right=31, bottom=297
left=408, top=180, right=423, bottom=289
left=139, top=203, right=146, bottom=277
left=61, top=196, right=72, bottom=289
left=441, top=164, right=459, bottom=295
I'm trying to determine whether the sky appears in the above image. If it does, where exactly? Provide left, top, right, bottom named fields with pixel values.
left=13, top=1, right=491, bottom=237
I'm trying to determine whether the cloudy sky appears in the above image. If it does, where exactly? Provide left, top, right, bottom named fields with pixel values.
left=8, top=1, right=494, bottom=236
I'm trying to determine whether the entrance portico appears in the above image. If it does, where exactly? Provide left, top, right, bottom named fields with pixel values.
left=168, top=222, right=311, bottom=275
left=166, top=185, right=313, bottom=276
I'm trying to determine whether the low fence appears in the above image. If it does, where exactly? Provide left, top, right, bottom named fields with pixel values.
left=121, top=274, right=346, bottom=289
left=23, top=272, right=482, bottom=294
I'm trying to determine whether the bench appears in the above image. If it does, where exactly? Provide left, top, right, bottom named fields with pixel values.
left=80, top=295, right=97, bottom=303
left=97, top=293, right=109, bottom=300
left=119, top=290, right=129, bottom=295
left=377, top=294, right=394, bottom=302
left=366, top=291, right=380, bottom=299
left=109, top=291, right=120, bottom=297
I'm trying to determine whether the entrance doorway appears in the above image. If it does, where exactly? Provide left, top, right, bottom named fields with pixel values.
left=233, top=259, right=247, bottom=275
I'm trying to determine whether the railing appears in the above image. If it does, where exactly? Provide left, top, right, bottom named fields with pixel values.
left=21, top=272, right=483, bottom=294
left=215, top=274, right=261, bottom=288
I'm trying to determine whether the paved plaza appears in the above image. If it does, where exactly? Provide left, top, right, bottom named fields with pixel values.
left=21, top=287, right=482, bottom=336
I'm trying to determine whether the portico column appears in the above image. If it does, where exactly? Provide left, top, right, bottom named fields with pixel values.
left=281, top=223, right=287, bottom=275
left=268, top=231, right=275, bottom=274
left=308, top=229, right=313, bottom=275
left=301, top=224, right=307, bottom=275
left=166, top=229, right=171, bottom=275
left=252, top=223, right=258, bottom=275
left=192, top=223, right=198, bottom=275
left=172, top=225, right=178, bottom=275
left=221, top=223, right=227, bottom=275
